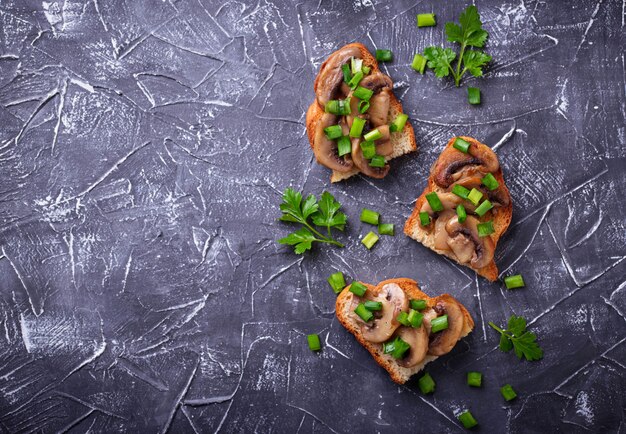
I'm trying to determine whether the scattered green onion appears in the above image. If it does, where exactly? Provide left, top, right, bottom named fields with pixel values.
left=351, top=57, right=363, bottom=75
left=337, top=136, right=351, bottom=157
left=468, top=87, right=481, bottom=105
left=378, top=223, right=394, bottom=236
left=481, top=173, right=499, bottom=191
left=457, top=204, right=467, bottom=223
left=324, top=124, right=343, bottom=140
left=390, top=113, right=409, bottom=132
left=417, top=13, right=436, bottom=27
left=358, top=100, right=370, bottom=114
left=474, top=200, right=493, bottom=217
left=348, top=71, right=364, bottom=89
left=307, top=334, right=321, bottom=351
left=364, top=300, right=383, bottom=311
left=396, top=311, right=410, bottom=326
left=360, top=208, right=380, bottom=225
left=383, top=336, right=410, bottom=359
left=453, top=137, right=471, bottom=153
left=500, top=384, right=517, bottom=401
left=360, top=140, right=376, bottom=159
left=362, top=65, right=371, bottom=75
left=350, top=117, right=366, bottom=137
left=354, top=86, right=374, bottom=101
left=354, top=303, right=374, bottom=322
left=457, top=410, right=478, bottom=429
left=418, top=372, right=435, bottom=394
left=410, top=299, right=427, bottom=311
left=325, top=99, right=350, bottom=115
left=467, top=188, right=483, bottom=205
left=327, top=271, right=346, bottom=294
left=375, top=49, right=393, bottom=62
left=467, top=372, right=482, bottom=387
left=477, top=221, right=495, bottom=237
left=411, top=53, right=427, bottom=74
left=425, top=192, right=444, bottom=212
left=407, top=309, right=424, bottom=328
left=430, top=314, right=449, bottom=333
left=341, top=63, right=352, bottom=83
left=364, top=128, right=383, bottom=141
left=369, top=155, right=386, bottom=167
left=361, top=231, right=379, bottom=249
left=451, top=184, right=470, bottom=199
left=419, top=211, right=431, bottom=226
left=504, top=274, right=525, bottom=289
left=349, top=281, right=368, bottom=297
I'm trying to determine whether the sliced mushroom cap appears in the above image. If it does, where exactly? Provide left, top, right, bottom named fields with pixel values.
left=395, top=326, right=429, bottom=368
left=374, top=125, right=393, bottom=157
left=314, top=113, right=354, bottom=172
left=351, top=137, right=390, bottom=179
left=359, top=73, right=393, bottom=93
left=427, top=297, right=464, bottom=356
left=445, top=215, right=495, bottom=269
left=451, top=176, right=510, bottom=207
left=431, top=141, right=500, bottom=188
left=360, top=283, right=409, bottom=343
left=433, top=210, right=457, bottom=250
left=316, top=46, right=362, bottom=107
left=368, top=89, right=390, bottom=126
left=420, top=192, right=476, bottom=217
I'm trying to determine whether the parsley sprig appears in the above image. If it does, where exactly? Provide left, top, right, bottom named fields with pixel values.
left=423, top=5, right=492, bottom=87
left=278, top=188, right=347, bottom=254
left=489, top=315, right=544, bottom=361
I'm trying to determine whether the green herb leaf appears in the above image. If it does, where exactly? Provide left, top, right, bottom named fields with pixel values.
left=311, top=191, right=347, bottom=231
left=489, top=316, right=544, bottom=362
left=499, top=334, right=513, bottom=352
left=452, top=5, right=488, bottom=48
left=278, top=228, right=316, bottom=254
left=423, top=46, right=457, bottom=78
left=507, top=315, right=527, bottom=337
left=463, top=50, right=492, bottom=77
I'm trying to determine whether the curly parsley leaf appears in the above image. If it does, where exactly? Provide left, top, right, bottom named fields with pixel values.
left=489, top=315, right=544, bottom=362
left=423, top=47, right=457, bottom=78
left=312, top=191, right=347, bottom=232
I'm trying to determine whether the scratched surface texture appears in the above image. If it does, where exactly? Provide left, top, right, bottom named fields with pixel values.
left=0, top=0, right=624, bottom=432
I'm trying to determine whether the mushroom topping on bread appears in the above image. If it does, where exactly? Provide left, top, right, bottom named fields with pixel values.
left=426, top=296, right=465, bottom=356
left=431, top=139, right=500, bottom=188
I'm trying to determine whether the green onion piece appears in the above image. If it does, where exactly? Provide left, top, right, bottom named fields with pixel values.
left=324, top=124, right=343, bottom=140
left=453, top=137, right=471, bottom=153
left=419, top=211, right=431, bottom=226
left=500, top=384, right=517, bottom=402
left=457, top=410, right=478, bottom=429
left=383, top=336, right=410, bottom=359
left=410, top=299, right=427, bottom=311
left=378, top=223, right=394, bottom=236
left=354, top=86, right=374, bottom=101
left=407, top=309, right=424, bottom=328
left=348, top=71, right=364, bottom=90
left=364, top=300, right=383, bottom=311
left=349, top=117, right=366, bottom=137
left=468, top=87, right=481, bottom=105
left=430, top=314, right=449, bottom=333
left=375, top=49, right=393, bottom=62
left=362, top=65, right=371, bottom=75
left=307, top=334, right=321, bottom=351
left=411, top=54, right=427, bottom=74
left=451, top=184, right=470, bottom=199
left=477, top=221, right=495, bottom=237
left=351, top=57, right=363, bottom=75
left=417, top=13, right=436, bottom=27
left=474, top=200, right=493, bottom=217
left=467, top=372, right=482, bottom=387
left=358, top=100, right=370, bottom=114
left=425, top=192, right=444, bottom=212
left=341, top=63, right=352, bottom=83
left=457, top=204, right=467, bottom=223
left=361, top=231, right=379, bottom=249
left=504, top=274, right=525, bottom=289
left=324, top=99, right=350, bottom=115
left=337, top=135, right=351, bottom=157
left=418, top=373, right=435, bottom=394
left=467, top=188, right=483, bottom=206
left=327, top=271, right=346, bottom=294
left=360, top=140, right=376, bottom=159
left=354, top=303, right=374, bottom=322
left=363, top=128, right=382, bottom=141
left=349, top=281, right=368, bottom=297
left=396, top=311, right=410, bottom=326
left=360, top=208, right=380, bottom=225
left=481, top=173, right=499, bottom=191
left=390, top=113, right=409, bottom=132
left=369, top=155, right=386, bottom=167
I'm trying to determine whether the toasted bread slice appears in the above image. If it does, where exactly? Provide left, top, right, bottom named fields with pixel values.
left=306, top=43, right=417, bottom=182
left=404, top=136, right=513, bottom=281
left=336, top=278, right=474, bottom=384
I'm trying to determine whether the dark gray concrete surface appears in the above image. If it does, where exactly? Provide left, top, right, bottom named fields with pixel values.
left=0, top=0, right=624, bottom=432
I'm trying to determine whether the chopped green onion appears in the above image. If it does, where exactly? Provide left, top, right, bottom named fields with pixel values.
left=351, top=57, right=363, bottom=75
left=348, top=71, right=364, bottom=90
left=477, top=221, right=495, bottom=237
left=327, top=271, right=346, bottom=294
left=350, top=117, right=366, bottom=137
left=369, top=155, right=386, bottom=167
left=425, top=192, right=444, bottom=212
left=430, top=314, right=449, bottom=333
left=453, top=137, right=471, bottom=153
left=457, top=204, right=467, bottom=223
left=358, top=100, right=370, bottom=114
left=452, top=184, right=470, bottom=199
left=324, top=124, right=343, bottom=140
left=468, top=87, right=481, bottom=105
left=349, top=281, right=368, bottom=297
left=383, top=336, right=410, bottom=359
left=307, top=334, right=321, bottom=351
left=504, top=274, right=525, bottom=289
left=375, top=49, right=393, bottom=62
left=361, top=231, right=379, bottom=249
left=457, top=410, right=478, bottom=429
left=474, top=200, right=493, bottom=217
left=354, top=303, right=374, bottom=322
left=467, top=188, right=483, bottom=205
left=418, top=372, right=435, bottom=394
left=419, top=211, right=431, bottom=226
left=362, top=65, right=371, bottom=75
left=364, top=300, right=382, bottom=311
left=411, top=54, right=427, bottom=74
left=360, top=208, right=380, bottom=225
left=407, top=309, right=423, bottom=328
left=360, top=140, right=376, bottom=158
left=481, top=173, right=499, bottom=191
left=396, top=311, right=410, bottom=326
left=500, top=384, right=517, bottom=401
left=390, top=113, right=409, bottom=132
left=378, top=223, right=394, bottom=236
left=410, top=299, right=427, bottom=311
left=363, top=128, right=382, bottom=141
left=467, top=372, right=482, bottom=387
left=341, top=63, right=352, bottom=83
left=337, top=135, right=351, bottom=157
left=325, top=99, right=350, bottom=115
left=417, top=13, right=436, bottom=27
left=354, top=86, right=374, bottom=101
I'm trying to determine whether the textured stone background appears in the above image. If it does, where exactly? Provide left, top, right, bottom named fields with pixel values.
left=0, top=0, right=625, bottom=432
